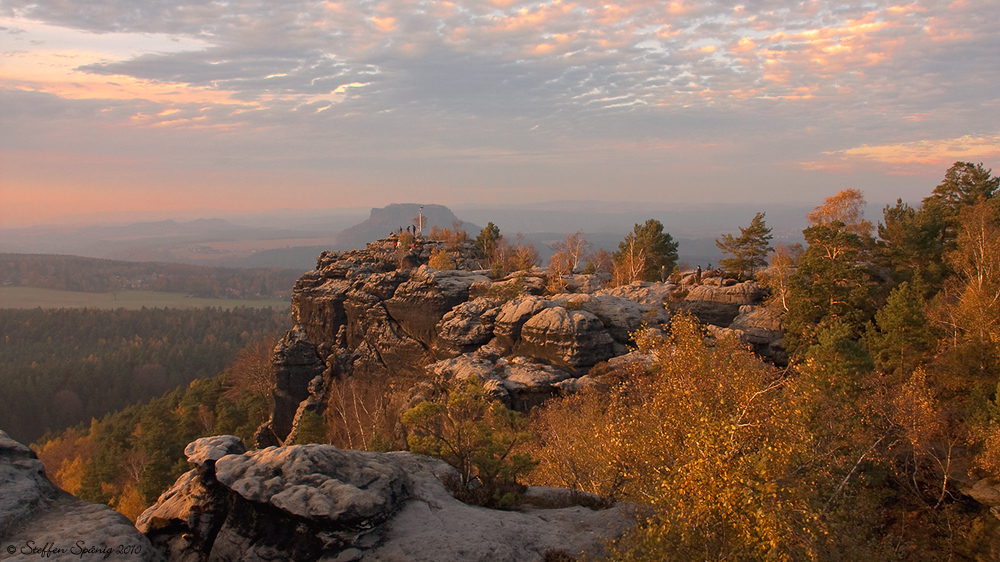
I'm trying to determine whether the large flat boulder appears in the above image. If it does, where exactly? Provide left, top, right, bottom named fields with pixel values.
left=140, top=437, right=628, bottom=562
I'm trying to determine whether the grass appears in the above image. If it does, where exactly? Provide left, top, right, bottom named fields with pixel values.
left=0, top=287, right=290, bottom=310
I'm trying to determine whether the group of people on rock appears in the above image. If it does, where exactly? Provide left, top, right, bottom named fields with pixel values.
left=389, top=225, right=421, bottom=236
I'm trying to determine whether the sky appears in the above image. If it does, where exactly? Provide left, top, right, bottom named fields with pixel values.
left=1, top=0, right=999, bottom=227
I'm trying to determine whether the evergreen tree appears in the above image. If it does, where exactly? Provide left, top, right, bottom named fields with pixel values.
left=716, top=212, right=772, bottom=278
left=877, top=199, right=948, bottom=295
left=613, top=219, right=678, bottom=283
left=784, top=222, right=878, bottom=357
left=475, top=222, right=502, bottom=262
left=864, top=281, right=937, bottom=375
left=922, top=161, right=999, bottom=246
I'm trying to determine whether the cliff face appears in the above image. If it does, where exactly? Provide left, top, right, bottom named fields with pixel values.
left=264, top=235, right=784, bottom=445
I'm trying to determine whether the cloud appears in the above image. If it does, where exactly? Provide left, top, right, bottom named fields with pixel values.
left=2, top=0, right=1000, bottom=220
left=801, top=133, right=1000, bottom=175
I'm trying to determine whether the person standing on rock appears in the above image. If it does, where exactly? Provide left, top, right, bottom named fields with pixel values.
left=696, top=265, right=702, bottom=285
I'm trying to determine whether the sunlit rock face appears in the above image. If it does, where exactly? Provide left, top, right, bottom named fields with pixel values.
left=267, top=239, right=781, bottom=444
left=0, top=431, right=163, bottom=562
left=139, top=436, right=628, bottom=562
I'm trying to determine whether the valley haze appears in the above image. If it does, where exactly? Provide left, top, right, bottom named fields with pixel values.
left=0, top=201, right=816, bottom=270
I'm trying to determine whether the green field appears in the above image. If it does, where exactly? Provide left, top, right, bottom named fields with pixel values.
left=0, top=287, right=290, bottom=310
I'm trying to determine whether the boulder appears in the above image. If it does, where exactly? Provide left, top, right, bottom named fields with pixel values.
left=728, top=305, right=786, bottom=364
left=596, top=281, right=674, bottom=307
left=551, top=293, right=669, bottom=345
left=434, top=297, right=502, bottom=356
left=499, top=357, right=575, bottom=410
left=140, top=437, right=629, bottom=562
left=492, top=296, right=548, bottom=350
left=678, top=281, right=765, bottom=327
left=560, top=274, right=608, bottom=294
left=515, top=306, right=615, bottom=370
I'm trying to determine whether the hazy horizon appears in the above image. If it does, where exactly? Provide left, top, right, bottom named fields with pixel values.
left=3, top=0, right=998, bottom=228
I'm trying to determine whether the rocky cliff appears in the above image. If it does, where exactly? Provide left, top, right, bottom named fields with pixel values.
left=263, top=235, right=785, bottom=445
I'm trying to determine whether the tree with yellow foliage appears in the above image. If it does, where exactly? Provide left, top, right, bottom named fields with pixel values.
left=531, top=314, right=890, bottom=560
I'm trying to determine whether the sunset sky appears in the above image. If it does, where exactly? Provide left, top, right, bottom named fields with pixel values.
left=2, top=0, right=998, bottom=227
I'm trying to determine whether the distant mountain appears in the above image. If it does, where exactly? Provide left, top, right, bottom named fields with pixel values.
left=0, top=200, right=815, bottom=270
left=332, top=204, right=482, bottom=250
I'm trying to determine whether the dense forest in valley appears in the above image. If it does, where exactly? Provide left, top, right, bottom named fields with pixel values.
left=0, top=254, right=304, bottom=298
left=0, top=307, right=290, bottom=444
left=25, top=161, right=1000, bottom=560
left=34, top=340, right=275, bottom=521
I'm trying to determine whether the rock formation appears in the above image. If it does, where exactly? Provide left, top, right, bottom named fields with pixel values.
left=139, top=436, right=628, bottom=562
left=0, top=430, right=163, bottom=562
left=265, top=236, right=785, bottom=445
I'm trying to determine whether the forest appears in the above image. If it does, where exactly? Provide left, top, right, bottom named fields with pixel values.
left=23, top=161, right=1000, bottom=560
left=0, top=254, right=303, bottom=299
left=0, top=307, right=290, bottom=444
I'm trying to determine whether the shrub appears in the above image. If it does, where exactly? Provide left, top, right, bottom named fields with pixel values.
left=402, top=377, right=536, bottom=508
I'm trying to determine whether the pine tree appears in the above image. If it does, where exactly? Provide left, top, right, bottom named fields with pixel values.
left=613, top=219, right=678, bottom=283
left=716, top=212, right=773, bottom=278
left=864, top=281, right=937, bottom=375
left=922, top=161, right=999, bottom=246
left=784, top=222, right=878, bottom=357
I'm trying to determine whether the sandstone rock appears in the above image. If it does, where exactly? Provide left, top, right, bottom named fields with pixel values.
left=607, top=350, right=656, bottom=371
left=500, top=357, right=575, bottom=410
left=271, top=327, right=326, bottom=441
left=426, top=353, right=499, bottom=383
left=216, top=446, right=410, bottom=527
left=492, top=296, right=548, bottom=349
left=596, top=281, right=674, bottom=308
left=0, top=431, right=58, bottom=533
left=344, top=295, right=431, bottom=377
left=140, top=437, right=628, bottom=562
left=0, top=431, right=162, bottom=562
left=560, top=274, right=608, bottom=294
left=515, top=306, right=615, bottom=370
left=426, top=353, right=577, bottom=410
left=184, top=434, right=248, bottom=467
left=678, top=281, right=765, bottom=327
left=434, top=297, right=501, bottom=356
left=551, top=293, right=669, bottom=344
left=684, top=281, right=764, bottom=305
left=552, top=374, right=605, bottom=393
left=385, top=267, right=490, bottom=348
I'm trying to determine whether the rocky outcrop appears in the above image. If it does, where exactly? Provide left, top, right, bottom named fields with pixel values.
left=678, top=281, right=765, bottom=327
left=269, top=327, right=326, bottom=441
left=515, top=307, right=616, bottom=369
left=0, top=431, right=163, bottom=562
left=426, top=352, right=577, bottom=410
left=433, top=297, right=502, bottom=357
left=140, top=436, right=628, bottom=562
left=270, top=239, right=782, bottom=444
